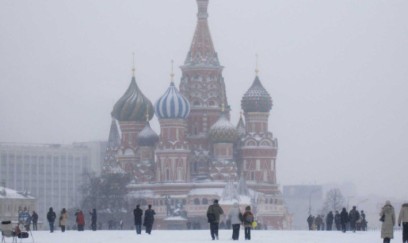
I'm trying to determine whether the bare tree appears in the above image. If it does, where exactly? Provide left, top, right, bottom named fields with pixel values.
left=321, top=188, right=345, bottom=214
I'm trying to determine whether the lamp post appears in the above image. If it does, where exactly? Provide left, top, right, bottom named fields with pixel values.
left=308, top=188, right=319, bottom=215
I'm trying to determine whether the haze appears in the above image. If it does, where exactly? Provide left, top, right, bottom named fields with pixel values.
left=1, top=0, right=407, bottom=200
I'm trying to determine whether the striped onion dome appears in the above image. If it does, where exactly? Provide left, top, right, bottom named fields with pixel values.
left=155, top=82, right=190, bottom=119
left=209, top=112, right=239, bottom=143
left=111, top=76, right=154, bottom=122
left=137, top=122, right=159, bottom=147
left=241, top=76, right=272, bottom=113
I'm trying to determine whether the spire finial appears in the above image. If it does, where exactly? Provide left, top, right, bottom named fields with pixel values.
left=197, top=0, right=209, bottom=19
left=255, top=53, right=259, bottom=76
left=170, top=59, right=175, bottom=82
left=145, top=106, right=149, bottom=122
left=132, top=52, right=136, bottom=77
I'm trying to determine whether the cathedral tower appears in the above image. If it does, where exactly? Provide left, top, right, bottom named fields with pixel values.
left=179, top=0, right=229, bottom=151
left=240, top=75, right=278, bottom=192
left=155, top=71, right=191, bottom=182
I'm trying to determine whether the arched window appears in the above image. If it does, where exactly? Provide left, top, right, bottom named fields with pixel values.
left=202, top=198, right=208, bottom=205
left=194, top=198, right=200, bottom=205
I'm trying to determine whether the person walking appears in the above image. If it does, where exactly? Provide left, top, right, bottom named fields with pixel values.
left=90, top=209, right=97, bottom=231
left=133, top=204, right=143, bottom=235
left=76, top=210, right=85, bottom=231
left=227, top=202, right=242, bottom=240
left=340, top=207, right=349, bottom=233
left=334, top=211, right=341, bottom=231
left=206, top=199, right=224, bottom=240
left=59, top=208, right=68, bottom=232
left=242, top=206, right=254, bottom=240
left=398, top=202, right=408, bottom=243
left=31, top=211, right=38, bottom=231
left=143, top=204, right=155, bottom=234
left=315, top=215, right=323, bottom=231
left=307, top=215, right=314, bottom=230
left=380, top=200, right=395, bottom=243
left=349, top=206, right=360, bottom=232
left=47, top=207, right=57, bottom=233
left=326, top=211, right=334, bottom=231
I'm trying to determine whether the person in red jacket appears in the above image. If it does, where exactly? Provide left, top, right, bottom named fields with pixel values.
left=75, top=210, right=85, bottom=231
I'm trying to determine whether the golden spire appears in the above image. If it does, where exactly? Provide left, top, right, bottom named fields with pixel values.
left=132, top=52, right=136, bottom=77
left=255, top=53, right=259, bottom=76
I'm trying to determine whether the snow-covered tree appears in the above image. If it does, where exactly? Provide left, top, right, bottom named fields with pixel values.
left=321, top=188, right=345, bottom=214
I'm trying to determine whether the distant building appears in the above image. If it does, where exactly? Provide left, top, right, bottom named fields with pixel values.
left=0, top=186, right=36, bottom=223
left=283, top=185, right=323, bottom=230
left=0, top=142, right=105, bottom=223
left=103, top=0, right=290, bottom=229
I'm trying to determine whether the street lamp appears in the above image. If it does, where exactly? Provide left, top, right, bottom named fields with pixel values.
left=308, top=188, right=320, bottom=215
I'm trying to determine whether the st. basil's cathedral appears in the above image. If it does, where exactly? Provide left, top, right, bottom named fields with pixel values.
left=103, top=0, right=291, bottom=229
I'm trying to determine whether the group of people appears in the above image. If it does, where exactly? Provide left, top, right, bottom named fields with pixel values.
left=46, top=207, right=97, bottom=233
left=133, top=204, right=156, bottom=234
left=206, top=199, right=255, bottom=241
left=307, top=206, right=367, bottom=232
left=17, top=207, right=38, bottom=231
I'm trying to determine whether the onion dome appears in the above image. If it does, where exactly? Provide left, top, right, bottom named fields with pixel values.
left=137, top=122, right=159, bottom=147
left=155, top=82, right=190, bottom=119
left=209, top=112, right=239, bottom=143
left=241, top=76, right=272, bottom=113
left=111, top=76, right=154, bottom=122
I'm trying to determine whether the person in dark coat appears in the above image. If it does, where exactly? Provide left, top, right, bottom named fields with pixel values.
left=307, top=215, right=314, bottom=230
left=89, top=209, right=97, bottom=231
left=46, top=207, right=57, bottom=233
left=133, top=204, right=143, bottom=234
left=315, top=215, right=323, bottom=231
left=398, top=203, right=408, bottom=243
left=340, top=207, right=349, bottom=233
left=242, top=206, right=254, bottom=240
left=349, top=206, right=360, bottom=232
left=334, top=211, right=341, bottom=231
left=31, top=211, right=38, bottom=231
left=206, top=199, right=224, bottom=240
left=326, top=211, right=334, bottom=231
left=360, top=210, right=367, bottom=231
left=143, top=204, right=155, bottom=234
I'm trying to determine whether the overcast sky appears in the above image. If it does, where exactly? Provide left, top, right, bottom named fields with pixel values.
left=1, top=0, right=407, bottom=200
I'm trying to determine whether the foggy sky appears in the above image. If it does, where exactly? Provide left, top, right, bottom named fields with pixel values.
left=1, top=0, right=407, bottom=200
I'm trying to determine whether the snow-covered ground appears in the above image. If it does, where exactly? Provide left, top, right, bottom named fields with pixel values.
left=14, top=229, right=394, bottom=243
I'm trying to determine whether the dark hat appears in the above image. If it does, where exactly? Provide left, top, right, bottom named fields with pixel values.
left=214, top=199, right=219, bottom=204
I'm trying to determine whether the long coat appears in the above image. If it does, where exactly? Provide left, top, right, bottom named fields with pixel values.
left=227, top=204, right=242, bottom=225
left=134, top=207, right=143, bottom=225
left=59, top=212, right=68, bottom=226
left=380, top=202, right=395, bottom=239
left=144, top=209, right=155, bottom=227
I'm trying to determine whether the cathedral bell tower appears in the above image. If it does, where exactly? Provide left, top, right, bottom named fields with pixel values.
left=179, top=0, right=229, bottom=151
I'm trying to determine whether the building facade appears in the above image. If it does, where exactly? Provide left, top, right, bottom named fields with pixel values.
left=0, top=186, right=36, bottom=223
left=0, top=142, right=105, bottom=223
left=103, top=0, right=290, bottom=229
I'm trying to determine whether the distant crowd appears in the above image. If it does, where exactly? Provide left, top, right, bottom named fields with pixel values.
left=307, top=206, right=367, bottom=232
